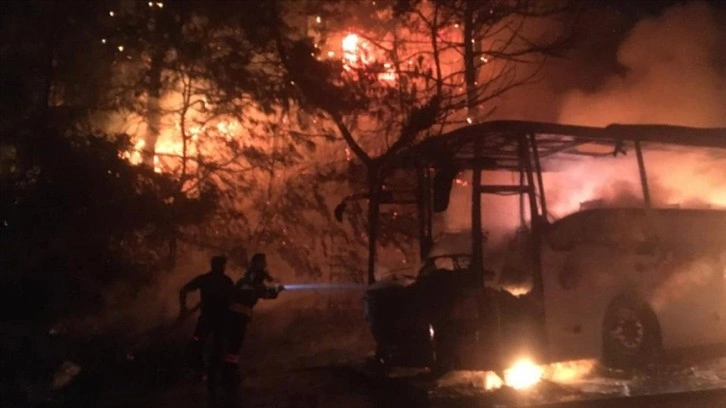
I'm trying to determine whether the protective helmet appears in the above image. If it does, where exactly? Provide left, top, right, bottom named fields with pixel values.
left=250, top=253, right=266, bottom=268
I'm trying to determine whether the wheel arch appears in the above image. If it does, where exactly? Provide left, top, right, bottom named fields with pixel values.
left=600, top=291, right=663, bottom=366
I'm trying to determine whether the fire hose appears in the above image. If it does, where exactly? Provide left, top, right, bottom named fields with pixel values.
left=282, top=283, right=367, bottom=291
left=131, top=283, right=365, bottom=351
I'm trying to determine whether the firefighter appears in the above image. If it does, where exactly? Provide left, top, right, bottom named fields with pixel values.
left=179, top=255, right=234, bottom=384
left=221, top=253, right=283, bottom=388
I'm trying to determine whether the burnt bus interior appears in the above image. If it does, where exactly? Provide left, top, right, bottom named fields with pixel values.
left=341, top=120, right=726, bottom=370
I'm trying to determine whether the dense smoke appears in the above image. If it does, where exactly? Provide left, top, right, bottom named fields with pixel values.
left=558, top=1, right=726, bottom=128
left=553, top=1, right=726, bottom=213
left=438, top=2, right=726, bottom=294
left=446, top=1, right=726, bottom=232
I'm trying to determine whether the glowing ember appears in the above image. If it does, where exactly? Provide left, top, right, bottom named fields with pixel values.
left=504, top=358, right=543, bottom=390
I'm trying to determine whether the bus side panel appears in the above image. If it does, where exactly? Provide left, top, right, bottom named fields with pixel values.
left=541, top=245, right=617, bottom=362
left=651, top=249, right=726, bottom=350
left=650, top=211, right=726, bottom=350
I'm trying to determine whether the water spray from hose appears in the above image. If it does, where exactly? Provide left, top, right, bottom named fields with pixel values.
left=282, top=283, right=367, bottom=291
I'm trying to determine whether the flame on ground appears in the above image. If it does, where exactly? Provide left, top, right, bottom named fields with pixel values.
left=542, top=358, right=597, bottom=383
left=502, top=284, right=531, bottom=297
left=503, top=358, right=544, bottom=390
left=436, top=358, right=597, bottom=392
left=436, top=369, right=503, bottom=391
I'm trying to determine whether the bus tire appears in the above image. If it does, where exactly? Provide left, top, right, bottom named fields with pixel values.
left=601, top=295, right=661, bottom=370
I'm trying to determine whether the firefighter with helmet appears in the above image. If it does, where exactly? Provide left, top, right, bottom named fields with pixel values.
left=221, top=253, right=284, bottom=388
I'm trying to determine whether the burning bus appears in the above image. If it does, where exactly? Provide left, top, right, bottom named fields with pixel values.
left=336, top=120, right=726, bottom=373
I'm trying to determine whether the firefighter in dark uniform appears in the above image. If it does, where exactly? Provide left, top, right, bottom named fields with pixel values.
left=222, top=253, right=283, bottom=388
left=179, top=255, right=234, bottom=383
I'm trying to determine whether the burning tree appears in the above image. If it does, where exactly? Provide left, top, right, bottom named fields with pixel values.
left=2, top=0, right=578, bottom=292
left=273, top=0, right=574, bottom=282
left=91, top=0, right=370, bottom=281
left=0, top=2, right=216, bottom=318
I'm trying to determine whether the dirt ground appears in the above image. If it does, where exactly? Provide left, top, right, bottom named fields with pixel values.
left=5, top=294, right=380, bottom=408
left=7, top=295, right=726, bottom=408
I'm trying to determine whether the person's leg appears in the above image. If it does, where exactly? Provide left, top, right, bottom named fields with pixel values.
left=221, top=315, right=249, bottom=389
left=188, top=315, right=211, bottom=375
left=202, top=318, right=229, bottom=399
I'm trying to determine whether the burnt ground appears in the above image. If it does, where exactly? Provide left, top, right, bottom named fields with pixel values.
left=5, top=299, right=726, bottom=408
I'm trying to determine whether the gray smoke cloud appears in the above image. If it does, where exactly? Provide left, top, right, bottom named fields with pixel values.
left=558, top=1, right=726, bottom=127
left=552, top=1, right=726, bottom=213
left=474, top=1, right=726, bottom=224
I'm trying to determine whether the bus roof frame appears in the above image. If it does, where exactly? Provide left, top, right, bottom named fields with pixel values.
left=361, top=121, right=725, bottom=285
left=385, top=120, right=726, bottom=171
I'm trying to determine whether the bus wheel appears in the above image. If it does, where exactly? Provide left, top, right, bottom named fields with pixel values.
left=602, top=296, right=661, bottom=370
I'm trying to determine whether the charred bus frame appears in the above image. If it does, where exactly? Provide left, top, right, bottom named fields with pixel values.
left=349, top=121, right=725, bottom=335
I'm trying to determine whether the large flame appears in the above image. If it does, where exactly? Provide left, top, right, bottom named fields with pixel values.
left=123, top=115, right=244, bottom=177
left=338, top=32, right=395, bottom=81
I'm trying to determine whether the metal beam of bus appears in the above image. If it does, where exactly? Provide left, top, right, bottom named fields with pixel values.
left=384, top=121, right=726, bottom=172
left=440, top=121, right=726, bottom=150
left=634, top=140, right=652, bottom=208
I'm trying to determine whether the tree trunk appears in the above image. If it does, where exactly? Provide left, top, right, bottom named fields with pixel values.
left=463, top=0, right=477, bottom=110
left=367, top=168, right=381, bottom=285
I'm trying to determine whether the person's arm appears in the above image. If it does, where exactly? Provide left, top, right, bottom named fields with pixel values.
left=263, top=270, right=278, bottom=283
left=179, top=276, right=201, bottom=313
